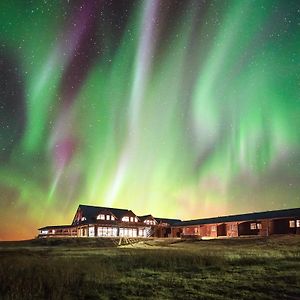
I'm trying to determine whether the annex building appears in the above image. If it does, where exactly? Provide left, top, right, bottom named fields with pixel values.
left=38, top=205, right=300, bottom=239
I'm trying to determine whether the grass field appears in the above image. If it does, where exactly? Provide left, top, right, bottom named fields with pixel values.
left=0, top=235, right=300, bottom=299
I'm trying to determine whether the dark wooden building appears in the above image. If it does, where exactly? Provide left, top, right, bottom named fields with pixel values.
left=39, top=205, right=181, bottom=238
left=171, top=208, right=300, bottom=238
left=39, top=206, right=300, bottom=239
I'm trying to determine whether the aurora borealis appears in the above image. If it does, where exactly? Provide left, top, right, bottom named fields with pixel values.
left=0, top=1, right=299, bottom=240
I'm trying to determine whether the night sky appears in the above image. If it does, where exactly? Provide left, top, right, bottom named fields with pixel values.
left=0, top=0, right=299, bottom=240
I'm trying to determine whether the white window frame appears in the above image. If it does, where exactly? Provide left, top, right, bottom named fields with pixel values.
left=89, top=226, right=95, bottom=237
left=97, top=214, right=105, bottom=220
left=250, top=223, right=257, bottom=230
left=289, top=220, right=295, bottom=228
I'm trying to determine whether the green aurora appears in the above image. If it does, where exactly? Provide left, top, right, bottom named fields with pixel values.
left=0, top=0, right=299, bottom=240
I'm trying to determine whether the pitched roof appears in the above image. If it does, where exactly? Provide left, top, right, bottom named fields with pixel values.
left=154, top=217, right=182, bottom=225
left=38, top=225, right=75, bottom=230
left=75, top=204, right=137, bottom=224
left=138, top=214, right=154, bottom=222
left=172, top=208, right=300, bottom=227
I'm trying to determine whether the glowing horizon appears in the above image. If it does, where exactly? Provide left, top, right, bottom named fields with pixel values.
left=0, top=0, right=299, bottom=240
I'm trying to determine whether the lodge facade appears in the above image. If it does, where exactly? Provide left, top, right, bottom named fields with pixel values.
left=38, top=204, right=180, bottom=239
left=38, top=205, right=300, bottom=239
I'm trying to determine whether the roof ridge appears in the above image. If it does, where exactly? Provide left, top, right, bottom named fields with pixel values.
left=78, top=204, right=130, bottom=211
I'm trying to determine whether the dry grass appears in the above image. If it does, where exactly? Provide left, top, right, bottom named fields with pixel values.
left=0, top=235, right=300, bottom=299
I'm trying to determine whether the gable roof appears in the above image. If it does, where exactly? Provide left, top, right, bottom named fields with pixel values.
left=138, top=214, right=155, bottom=222
left=73, top=204, right=137, bottom=224
left=154, top=217, right=182, bottom=225
left=172, top=208, right=300, bottom=227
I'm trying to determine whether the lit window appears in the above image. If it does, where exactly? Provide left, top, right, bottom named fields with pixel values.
left=122, top=216, right=129, bottom=222
left=130, top=217, right=134, bottom=222
left=89, top=226, right=95, bottom=237
left=135, top=217, right=138, bottom=222
left=97, top=214, right=105, bottom=220
left=297, top=220, right=300, bottom=228
left=111, top=216, right=115, bottom=221
left=289, top=220, right=295, bottom=228
left=250, top=223, right=257, bottom=230
left=257, top=223, right=262, bottom=229
left=41, top=230, right=48, bottom=234
left=98, top=227, right=117, bottom=237
left=81, top=217, right=86, bottom=221
left=106, top=215, right=110, bottom=220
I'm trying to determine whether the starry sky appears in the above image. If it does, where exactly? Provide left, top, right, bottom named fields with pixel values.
left=0, top=0, right=299, bottom=240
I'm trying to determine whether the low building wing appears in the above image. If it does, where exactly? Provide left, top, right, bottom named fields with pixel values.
left=172, top=208, right=300, bottom=227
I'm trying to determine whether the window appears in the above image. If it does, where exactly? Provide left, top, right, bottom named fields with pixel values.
left=119, top=227, right=137, bottom=237
left=289, top=220, right=295, bottom=228
left=89, top=226, right=95, bottom=237
left=135, top=217, right=138, bottom=222
left=81, top=217, right=86, bottom=221
left=257, top=223, right=262, bottom=230
left=138, top=229, right=144, bottom=237
left=97, top=214, right=105, bottom=220
left=144, top=220, right=155, bottom=225
left=130, top=217, right=134, bottom=222
left=211, top=225, right=216, bottom=232
left=297, top=220, right=300, bottom=228
left=106, top=215, right=110, bottom=221
left=41, top=230, right=48, bottom=234
left=250, top=223, right=257, bottom=230
left=122, top=216, right=129, bottom=222
left=98, top=227, right=118, bottom=237
left=111, top=215, right=115, bottom=221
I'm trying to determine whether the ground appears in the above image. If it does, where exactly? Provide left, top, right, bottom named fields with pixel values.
left=0, top=235, right=300, bottom=299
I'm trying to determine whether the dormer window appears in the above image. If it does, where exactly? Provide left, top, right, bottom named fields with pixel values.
left=122, top=216, right=129, bottom=222
left=81, top=217, right=86, bottom=221
left=144, top=220, right=155, bottom=225
left=97, top=214, right=105, bottom=220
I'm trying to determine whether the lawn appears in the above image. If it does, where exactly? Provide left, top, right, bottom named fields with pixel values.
left=0, top=235, right=300, bottom=299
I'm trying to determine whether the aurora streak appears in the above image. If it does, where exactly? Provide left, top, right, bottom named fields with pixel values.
left=0, top=0, right=299, bottom=240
